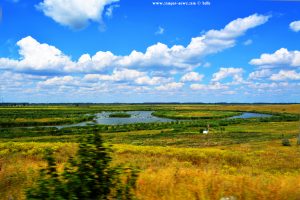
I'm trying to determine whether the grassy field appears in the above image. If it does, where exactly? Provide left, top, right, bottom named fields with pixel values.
left=152, top=110, right=239, bottom=119
left=152, top=104, right=300, bottom=114
left=0, top=104, right=299, bottom=199
left=0, top=108, right=96, bottom=127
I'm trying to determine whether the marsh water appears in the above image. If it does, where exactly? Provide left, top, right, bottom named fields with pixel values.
left=228, top=112, right=272, bottom=119
left=96, top=111, right=174, bottom=124
left=55, top=111, right=272, bottom=129
left=55, top=111, right=174, bottom=128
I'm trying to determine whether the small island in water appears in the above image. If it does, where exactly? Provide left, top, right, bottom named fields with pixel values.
left=108, top=112, right=131, bottom=118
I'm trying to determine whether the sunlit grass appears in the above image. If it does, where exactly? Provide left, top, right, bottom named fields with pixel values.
left=1, top=139, right=300, bottom=199
left=152, top=110, right=239, bottom=119
left=0, top=104, right=299, bottom=199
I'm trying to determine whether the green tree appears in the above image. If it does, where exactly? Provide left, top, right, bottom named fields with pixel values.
left=27, top=133, right=138, bottom=200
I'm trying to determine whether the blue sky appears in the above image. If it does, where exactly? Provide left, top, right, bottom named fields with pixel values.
left=0, top=0, right=300, bottom=103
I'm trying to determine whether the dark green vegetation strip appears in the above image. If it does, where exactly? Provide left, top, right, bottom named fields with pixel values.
left=0, top=108, right=96, bottom=127
left=108, top=112, right=131, bottom=118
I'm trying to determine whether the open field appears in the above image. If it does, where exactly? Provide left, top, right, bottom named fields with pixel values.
left=152, top=110, right=239, bottom=119
left=0, top=104, right=299, bottom=199
left=0, top=108, right=95, bottom=127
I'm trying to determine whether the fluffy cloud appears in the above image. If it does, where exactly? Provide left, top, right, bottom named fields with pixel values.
left=68, top=13, right=270, bottom=71
left=72, top=52, right=119, bottom=73
left=290, top=20, right=300, bottom=32
left=190, top=82, right=228, bottom=90
left=212, top=67, right=243, bottom=82
left=248, top=82, right=278, bottom=89
left=0, top=71, right=48, bottom=96
left=0, top=36, right=73, bottom=74
left=83, top=69, right=170, bottom=86
left=249, top=48, right=300, bottom=67
left=180, top=72, right=204, bottom=82
left=36, top=0, right=119, bottom=29
left=0, top=14, right=269, bottom=74
left=38, top=76, right=79, bottom=87
left=248, top=69, right=272, bottom=80
left=0, top=71, right=46, bottom=81
left=270, top=70, right=300, bottom=81
left=182, top=13, right=269, bottom=58
left=83, top=69, right=145, bottom=82
left=205, top=14, right=269, bottom=39
left=135, top=76, right=168, bottom=85
left=0, top=71, right=46, bottom=89
left=156, top=82, right=184, bottom=91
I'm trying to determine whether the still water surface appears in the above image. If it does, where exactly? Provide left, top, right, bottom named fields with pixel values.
left=56, top=111, right=174, bottom=128
left=56, top=111, right=272, bottom=129
left=228, top=112, right=272, bottom=119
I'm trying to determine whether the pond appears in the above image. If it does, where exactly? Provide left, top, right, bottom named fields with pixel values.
left=227, top=112, right=272, bottom=119
left=95, top=111, right=175, bottom=124
left=55, top=111, right=272, bottom=129
left=56, top=111, right=174, bottom=128
left=2, top=111, right=274, bottom=130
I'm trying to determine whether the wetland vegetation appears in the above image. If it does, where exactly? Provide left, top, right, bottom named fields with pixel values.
left=0, top=104, right=300, bottom=199
left=152, top=110, right=241, bottom=119
left=108, top=112, right=131, bottom=118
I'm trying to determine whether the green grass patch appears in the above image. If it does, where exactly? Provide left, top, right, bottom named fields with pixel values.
left=152, top=110, right=240, bottom=119
left=108, top=112, right=131, bottom=118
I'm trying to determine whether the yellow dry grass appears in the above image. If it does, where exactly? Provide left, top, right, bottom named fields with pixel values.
left=1, top=139, right=300, bottom=200
left=168, top=104, right=300, bottom=114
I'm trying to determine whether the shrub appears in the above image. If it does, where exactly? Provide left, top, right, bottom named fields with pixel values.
left=297, top=134, right=300, bottom=146
left=26, top=133, right=138, bottom=200
left=282, top=138, right=291, bottom=146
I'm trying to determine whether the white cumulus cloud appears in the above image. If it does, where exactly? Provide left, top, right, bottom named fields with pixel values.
left=0, top=36, right=73, bottom=73
left=38, top=76, right=80, bottom=87
left=181, top=72, right=204, bottom=82
left=190, top=82, right=228, bottom=90
left=135, top=76, right=168, bottom=85
left=248, top=69, right=272, bottom=80
left=0, top=14, right=270, bottom=74
left=156, top=82, right=184, bottom=91
left=249, top=48, right=300, bottom=67
left=270, top=70, right=300, bottom=81
left=212, top=67, right=244, bottom=82
left=36, top=0, right=119, bottom=29
left=290, top=20, right=300, bottom=32
left=73, top=13, right=269, bottom=71
left=83, top=69, right=145, bottom=82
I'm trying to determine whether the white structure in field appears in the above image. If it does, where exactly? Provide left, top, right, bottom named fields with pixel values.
left=203, top=123, right=210, bottom=134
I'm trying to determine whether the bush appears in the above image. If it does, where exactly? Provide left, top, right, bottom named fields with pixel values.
left=297, top=134, right=300, bottom=146
left=26, top=133, right=138, bottom=200
left=282, top=138, right=291, bottom=146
